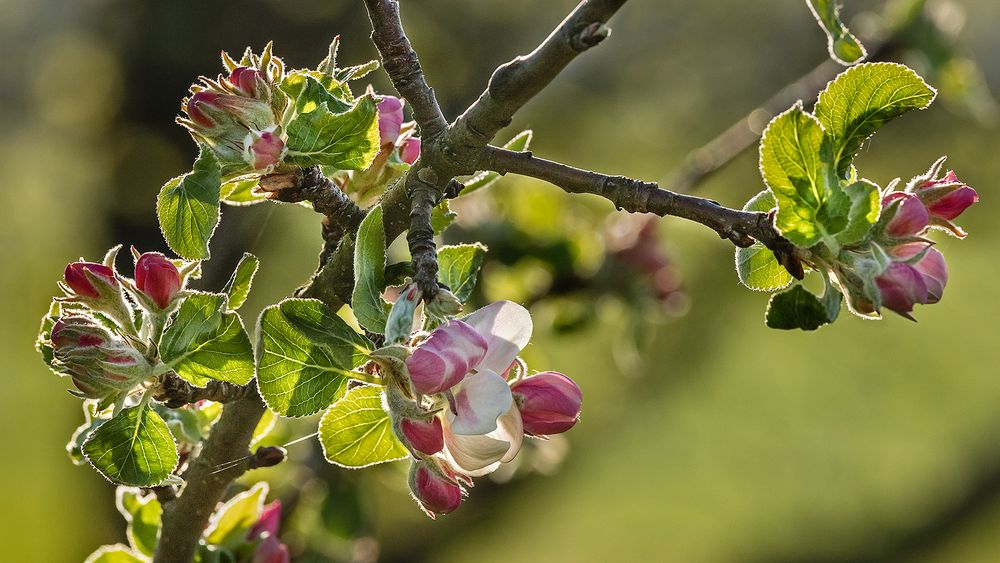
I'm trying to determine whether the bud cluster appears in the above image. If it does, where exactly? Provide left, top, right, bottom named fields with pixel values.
left=179, top=45, right=289, bottom=175
left=44, top=247, right=191, bottom=404
left=378, top=301, right=583, bottom=518
left=830, top=158, right=977, bottom=319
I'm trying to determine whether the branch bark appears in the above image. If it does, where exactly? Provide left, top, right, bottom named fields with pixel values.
left=451, top=0, right=627, bottom=149
left=480, top=146, right=803, bottom=276
left=363, top=0, right=448, bottom=138
left=154, top=386, right=266, bottom=563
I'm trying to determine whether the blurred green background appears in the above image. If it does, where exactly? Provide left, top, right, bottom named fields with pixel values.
left=3, top=0, right=1000, bottom=561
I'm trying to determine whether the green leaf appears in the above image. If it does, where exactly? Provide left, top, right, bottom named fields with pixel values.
left=765, top=283, right=841, bottom=331
left=806, top=0, right=867, bottom=65
left=205, top=482, right=267, bottom=549
left=222, top=253, right=259, bottom=311
left=157, top=146, right=223, bottom=259
left=835, top=180, right=881, bottom=245
left=160, top=293, right=255, bottom=386
left=735, top=191, right=794, bottom=291
left=431, top=200, right=457, bottom=234
left=759, top=102, right=832, bottom=247
left=116, top=489, right=162, bottom=557
left=280, top=71, right=352, bottom=115
left=85, top=545, right=146, bottom=563
left=437, top=244, right=488, bottom=302
left=460, top=130, right=533, bottom=196
left=251, top=408, right=278, bottom=447
left=352, top=204, right=389, bottom=333
left=221, top=178, right=266, bottom=206
left=257, top=299, right=374, bottom=417
left=319, top=385, right=407, bottom=468
left=285, top=96, right=380, bottom=170
left=814, top=63, right=936, bottom=176
left=83, top=405, right=179, bottom=486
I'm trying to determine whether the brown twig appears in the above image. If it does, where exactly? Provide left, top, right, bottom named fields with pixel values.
left=363, top=0, right=448, bottom=138
left=480, top=146, right=802, bottom=275
left=451, top=0, right=627, bottom=150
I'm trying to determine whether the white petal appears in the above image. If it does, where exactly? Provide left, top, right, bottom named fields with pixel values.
left=442, top=420, right=508, bottom=476
left=450, top=370, right=513, bottom=435
left=442, top=403, right=524, bottom=476
left=463, top=300, right=532, bottom=375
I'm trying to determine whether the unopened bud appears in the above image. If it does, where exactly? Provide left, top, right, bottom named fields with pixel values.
left=408, top=460, right=463, bottom=518
left=229, top=67, right=262, bottom=98
left=511, top=372, right=583, bottom=436
left=64, top=262, right=116, bottom=299
left=889, top=243, right=948, bottom=304
left=400, top=137, right=421, bottom=165
left=426, top=287, right=462, bottom=318
left=911, top=170, right=979, bottom=221
left=135, top=252, right=181, bottom=310
left=400, top=416, right=444, bottom=455
left=249, top=500, right=282, bottom=540
left=875, top=262, right=929, bottom=319
left=244, top=129, right=286, bottom=171
left=378, top=96, right=404, bottom=146
left=881, top=192, right=929, bottom=239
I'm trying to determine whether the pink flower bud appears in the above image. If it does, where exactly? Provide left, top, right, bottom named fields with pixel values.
left=249, top=501, right=282, bottom=540
left=64, top=262, right=116, bottom=299
left=187, top=91, right=221, bottom=129
left=406, top=320, right=487, bottom=394
left=882, top=192, right=929, bottom=238
left=400, top=137, right=421, bottom=165
left=912, top=170, right=979, bottom=221
left=511, top=372, right=582, bottom=436
left=186, top=92, right=275, bottom=132
left=51, top=317, right=142, bottom=399
left=135, top=253, right=181, bottom=309
left=247, top=130, right=285, bottom=170
left=875, top=262, right=929, bottom=318
left=252, top=535, right=290, bottom=563
left=409, top=461, right=462, bottom=518
left=377, top=96, right=404, bottom=145
left=229, top=67, right=261, bottom=97
left=51, top=317, right=110, bottom=350
left=890, top=243, right=948, bottom=304
left=400, top=416, right=444, bottom=455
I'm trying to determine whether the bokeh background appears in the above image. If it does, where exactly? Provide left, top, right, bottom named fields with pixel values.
left=3, top=0, right=1000, bottom=561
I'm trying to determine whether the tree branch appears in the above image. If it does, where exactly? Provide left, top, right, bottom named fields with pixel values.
left=154, top=372, right=251, bottom=408
left=154, top=385, right=268, bottom=563
left=406, top=173, right=442, bottom=300
left=480, top=146, right=803, bottom=277
left=450, top=0, right=626, bottom=149
left=363, top=0, right=448, bottom=138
